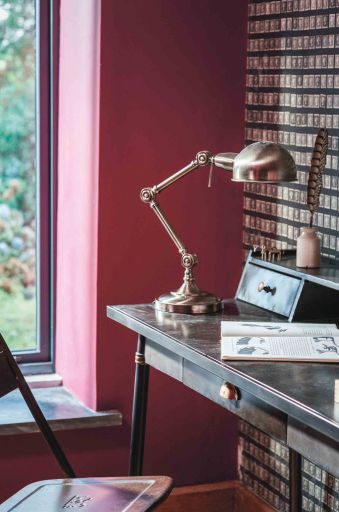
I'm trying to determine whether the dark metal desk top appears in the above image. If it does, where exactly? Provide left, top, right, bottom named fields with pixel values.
left=107, top=301, right=339, bottom=443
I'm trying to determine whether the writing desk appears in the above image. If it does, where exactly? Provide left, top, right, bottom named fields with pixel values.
left=107, top=300, right=339, bottom=512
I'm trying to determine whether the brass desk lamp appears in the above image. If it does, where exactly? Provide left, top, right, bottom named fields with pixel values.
left=141, top=142, right=297, bottom=314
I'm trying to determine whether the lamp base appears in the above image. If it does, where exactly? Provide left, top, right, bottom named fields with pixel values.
left=154, top=289, right=223, bottom=314
left=154, top=265, right=223, bottom=314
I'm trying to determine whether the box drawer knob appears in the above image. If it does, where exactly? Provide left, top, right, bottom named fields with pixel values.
left=219, top=382, right=240, bottom=401
left=258, top=281, right=275, bottom=294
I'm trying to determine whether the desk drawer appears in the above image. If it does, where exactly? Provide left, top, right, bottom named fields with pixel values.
left=183, top=360, right=287, bottom=442
left=237, top=263, right=301, bottom=317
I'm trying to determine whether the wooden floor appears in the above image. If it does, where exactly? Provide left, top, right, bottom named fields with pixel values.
left=157, top=481, right=275, bottom=512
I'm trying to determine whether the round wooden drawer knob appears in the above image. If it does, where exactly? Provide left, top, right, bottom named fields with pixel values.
left=219, top=382, right=240, bottom=401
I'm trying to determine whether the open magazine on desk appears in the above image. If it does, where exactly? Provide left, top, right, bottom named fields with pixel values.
left=221, top=322, right=339, bottom=362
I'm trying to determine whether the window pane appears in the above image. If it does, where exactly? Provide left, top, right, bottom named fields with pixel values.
left=0, top=0, right=36, bottom=352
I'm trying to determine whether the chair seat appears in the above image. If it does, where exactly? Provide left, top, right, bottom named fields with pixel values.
left=0, top=476, right=173, bottom=512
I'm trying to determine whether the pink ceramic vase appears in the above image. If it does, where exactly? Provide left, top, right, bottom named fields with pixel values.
left=296, top=227, right=320, bottom=268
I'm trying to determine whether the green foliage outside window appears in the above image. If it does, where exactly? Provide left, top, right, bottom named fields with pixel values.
left=0, top=0, right=36, bottom=350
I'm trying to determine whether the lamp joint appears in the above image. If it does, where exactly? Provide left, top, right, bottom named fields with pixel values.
left=196, top=151, right=212, bottom=166
left=181, top=252, right=198, bottom=270
left=140, top=187, right=156, bottom=203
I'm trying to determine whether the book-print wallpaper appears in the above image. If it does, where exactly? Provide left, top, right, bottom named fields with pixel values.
left=239, top=420, right=339, bottom=511
left=241, top=1, right=339, bottom=511
left=244, top=0, right=339, bottom=260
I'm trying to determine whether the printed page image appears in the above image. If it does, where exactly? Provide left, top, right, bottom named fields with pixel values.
left=221, top=336, right=339, bottom=361
left=221, top=322, right=339, bottom=338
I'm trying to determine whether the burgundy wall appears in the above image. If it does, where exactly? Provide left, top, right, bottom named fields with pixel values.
left=96, top=0, right=248, bottom=485
left=0, top=427, right=129, bottom=501
left=0, top=0, right=248, bottom=501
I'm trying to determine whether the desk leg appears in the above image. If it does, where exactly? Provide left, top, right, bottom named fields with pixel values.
left=289, top=448, right=302, bottom=512
left=129, top=335, right=150, bottom=476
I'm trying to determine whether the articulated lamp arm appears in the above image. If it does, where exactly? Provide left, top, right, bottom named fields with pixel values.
left=140, top=151, right=208, bottom=268
left=140, top=151, right=235, bottom=272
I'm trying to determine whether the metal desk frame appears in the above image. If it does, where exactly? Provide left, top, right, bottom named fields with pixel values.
left=107, top=302, right=339, bottom=512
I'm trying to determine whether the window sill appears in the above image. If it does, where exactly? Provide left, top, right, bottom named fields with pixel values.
left=26, top=373, right=63, bottom=388
left=0, top=387, right=122, bottom=435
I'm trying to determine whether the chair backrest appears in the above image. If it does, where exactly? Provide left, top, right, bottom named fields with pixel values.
left=0, top=349, right=17, bottom=399
left=0, top=333, right=75, bottom=478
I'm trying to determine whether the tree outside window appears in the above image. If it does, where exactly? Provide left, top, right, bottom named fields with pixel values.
left=0, top=0, right=37, bottom=351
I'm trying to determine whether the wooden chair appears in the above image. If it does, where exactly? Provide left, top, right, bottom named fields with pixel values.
left=0, top=333, right=172, bottom=511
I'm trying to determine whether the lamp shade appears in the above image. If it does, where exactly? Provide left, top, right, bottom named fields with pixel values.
left=232, top=142, right=297, bottom=183
left=213, top=142, right=297, bottom=183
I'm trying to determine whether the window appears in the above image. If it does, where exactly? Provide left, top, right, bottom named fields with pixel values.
left=0, top=0, right=54, bottom=369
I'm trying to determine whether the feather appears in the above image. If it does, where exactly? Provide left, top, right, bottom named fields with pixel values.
left=307, top=128, right=328, bottom=228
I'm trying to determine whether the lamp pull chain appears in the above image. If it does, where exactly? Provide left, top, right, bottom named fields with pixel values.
left=208, top=162, right=214, bottom=188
